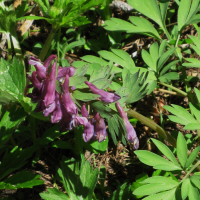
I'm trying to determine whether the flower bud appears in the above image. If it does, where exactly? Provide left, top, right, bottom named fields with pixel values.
left=116, top=102, right=139, bottom=149
left=85, top=81, right=121, bottom=103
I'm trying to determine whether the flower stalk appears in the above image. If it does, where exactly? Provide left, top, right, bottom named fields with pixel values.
left=39, top=24, right=59, bottom=61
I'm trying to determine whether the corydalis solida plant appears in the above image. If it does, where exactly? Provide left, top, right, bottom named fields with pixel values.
left=27, top=55, right=139, bottom=148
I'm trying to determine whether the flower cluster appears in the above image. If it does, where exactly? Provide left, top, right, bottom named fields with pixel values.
left=27, top=55, right=139, bottom=148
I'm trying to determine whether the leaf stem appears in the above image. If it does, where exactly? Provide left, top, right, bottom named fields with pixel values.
left=39, top=24, right=59, bottom=61
left=158, top=81, right=187, bottom=97
left=127, top=109, right=177, bottom=147
left=181, top=160, right=200, bottom=183
left=154, top=88, right=184, bottom=96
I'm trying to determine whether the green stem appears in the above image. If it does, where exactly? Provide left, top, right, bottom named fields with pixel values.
left=158, top=82, right=187, bottom=97
left=162, top=25, right=171, bottom=40
left=175, top=34, right=180, bottom=48
left=93, top=192, right=97, bottom=200
left=10, top=135, right=16, bottom=146
left=39, top=24, right=59, bottom=61
left=11, top=32, right=23, bottom=60
left=6, top=33, right=12, bottom=60
left=57, top=27, right=61, bottom=61
left=197, top=130, right=200, bottom=146
left=127, top=109, right=177, bottom=148
left=180, top=160, right=200, bottom=183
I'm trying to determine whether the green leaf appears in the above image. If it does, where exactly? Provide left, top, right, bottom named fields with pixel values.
left=0, top=57, right=26, bottom=103
left=183, top=58, right=200, bottom=68
left=52, top=141, right=73, bottom=149
left=184, top=146, right=200, bottom=169
left=107, top=114, right=127, bottom=145
left=190, top=175, right=200, bottom=190
left=57, top=156, right=99, bottom=200
left=142, top=188, right=176, bottom=200
left=135, top=150, right=182, bottom=171
left=160, top=0, right=170, bottom=23
left=2, top=170, right=44, bottom=189
left=189, top=35, right=200, bottom=50
left=157, top=47, right=176, bottom=71
left=121, top=70, right=149, bottom=104
left=0, top=105, right=26, bottom=148
left=40, top=188, right=69, bottom=200
left=111, top=48, right=136, bottom=68
left=129, top=16, right=161, bottom=40
left=38, top=125, right=66, bottom=145
left=83, top=136, right=108, bottom=154
left=159, top=72, right=179, bottom=82
left=151, top=138, right=180, bottom=167
left=140, top=176, right=178, bottom=185
left=181, top=178, right=190, bottom=200
left=98, top=49, right=134, bottom=69
left=104, top=17, right=161, bottom=40
left=72, top=90, right=100, bottom=101
left=195, top=88, right=200, bottom=103
left=142, top=49, right=156, bottom=71
left=0, top=145, right=36, bottom=180
left=133, top=181, right=177, bottom=196
left=61, top=38, right=85, bottom=59
left=108, top=182, right=131, bottom=200
left=160, top=60, right=179, bottom=76
left=149, top=42, right=159, bottom=68
left=178, top=0, right=191, bottom=31
left=159, top=40, right=167, bottom=57
left=164, top=104, right=197, bottom=126
left=127, top=0, right=163, bottom=28
left=188, top=179, right=200, bottom=199
left=177, top=132, right=188, bottom=168
left=184, top=123, right=200, bottom=130
left=81, top=55, right=108, bottom=66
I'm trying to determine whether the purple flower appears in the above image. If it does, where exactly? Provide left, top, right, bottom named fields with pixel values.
left=43, top=61, right=56, bottom=108
left=28, top=56, right=47, bottom=81
left=83, top=119, right=95, bottom=142
left=57, top=66, right=76, bottom=82
left=58, top=105, right=73, bottom=132
left=94, top=113, right=107, bottom=142
left=62, top=74, right=78, bottom=116
left=81, top=103, right=89, bottom=117
left=85, top=81, right=121, bottom=103
left=43, top=55, right=57, bottom=70
left=51, top=92, right=63, bottom=123
left=116, top=102, right=139, bottom=149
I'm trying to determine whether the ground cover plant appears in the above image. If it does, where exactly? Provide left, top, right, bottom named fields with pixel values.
left=1, top=0, right=200, bottom=199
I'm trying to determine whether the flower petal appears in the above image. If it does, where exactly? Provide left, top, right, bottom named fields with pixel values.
left=43, top=55, right=57, bottom=70
left=43, top=61, right=56, bottom=107
left=62, top=74, right=78, bottom=116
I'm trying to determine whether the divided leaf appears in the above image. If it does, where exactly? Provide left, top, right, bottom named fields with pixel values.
left=135, top=150, right=182, bottom=171
left=164, top=104, right=197, bottom=127
left=151, top=138, right=180, bottom=167
left=104, top=17, right=161, bottom=40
